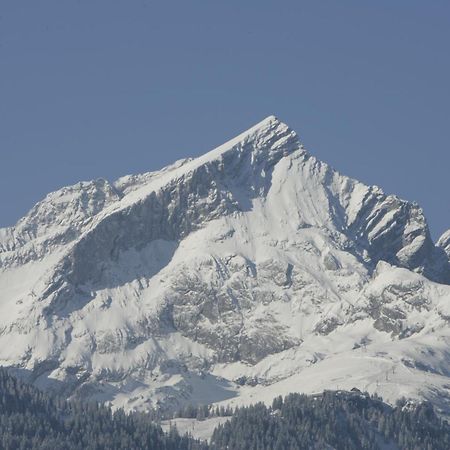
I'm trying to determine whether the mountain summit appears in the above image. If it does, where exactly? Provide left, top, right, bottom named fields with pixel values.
left=1, top=116, right=449, bottom=414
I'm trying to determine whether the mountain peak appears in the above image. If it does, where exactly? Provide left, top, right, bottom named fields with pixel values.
left=246, top=114, right=281, bottom=130
left=112, top=115, right=302, bottom=204
left=197, top=114, right=300, bottom=164
left=1, top=117, right=450, bottom=416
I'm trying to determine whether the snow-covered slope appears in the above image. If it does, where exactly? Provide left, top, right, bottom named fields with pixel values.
left=1, top=116, right=449, bottom=415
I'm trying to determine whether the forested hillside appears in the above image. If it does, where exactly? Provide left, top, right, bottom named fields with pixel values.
left=0, top=369, right=206, bottom=450
left=1, top=369, right=449, bottom=449
left=210, top=391, right=450, bottom=450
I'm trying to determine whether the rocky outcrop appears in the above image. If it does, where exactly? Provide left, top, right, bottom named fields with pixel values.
left=438, top=229, right=450, bottom=259
left=0, top=179, right=121, bottom=267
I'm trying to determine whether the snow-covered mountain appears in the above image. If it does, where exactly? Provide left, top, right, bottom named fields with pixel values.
left=1, top=116, right=450, bottom=415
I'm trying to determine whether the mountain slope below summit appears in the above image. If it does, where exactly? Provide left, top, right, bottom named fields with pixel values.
left=0, top=116, right=449, bottom=415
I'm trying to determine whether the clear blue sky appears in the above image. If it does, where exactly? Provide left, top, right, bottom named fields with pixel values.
left=1, top=1, right=449, bottom=239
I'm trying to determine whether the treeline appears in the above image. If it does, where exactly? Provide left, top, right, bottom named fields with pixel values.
left=1, top=368, right=449, bottom=449
left=172, top=403, right=234, bottom=420
left=0, top=369, right=207, bottom=450
left=210, top=390, right=450, bottom=450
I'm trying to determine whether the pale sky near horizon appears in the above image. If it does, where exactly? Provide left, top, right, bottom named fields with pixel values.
left=1, top=1, right=449, bottom=239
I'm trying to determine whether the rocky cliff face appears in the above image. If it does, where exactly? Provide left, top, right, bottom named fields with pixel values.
left=1, top=116, right=449, bottom=414
left=438, top=230, right=450, bottom=259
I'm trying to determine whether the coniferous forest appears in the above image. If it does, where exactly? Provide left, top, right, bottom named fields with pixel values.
left=210, top=391, right=450, bottom=450
left=0, top=369, right=206, bottom=450
left=1, top=368, right=449, bottom=450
